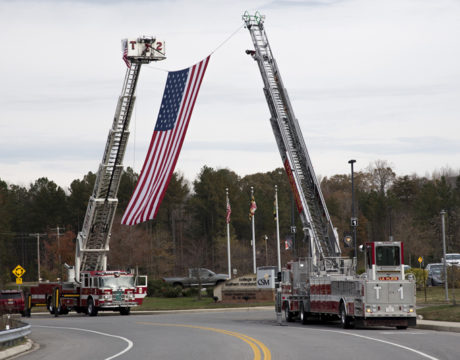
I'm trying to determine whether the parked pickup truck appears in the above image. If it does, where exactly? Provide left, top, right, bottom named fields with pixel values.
left=162, top=268, right=228, bottom=288
left=0, top=290, right=27, bottom=316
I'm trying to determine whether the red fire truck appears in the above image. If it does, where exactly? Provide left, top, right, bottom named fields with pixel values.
left=27, top=36, right=165, bottom=317
left=280, top=242, right=416, bottom=328
left=30, top=271, right=147, bottom=316
left=243, top=12, right=416, bottom=329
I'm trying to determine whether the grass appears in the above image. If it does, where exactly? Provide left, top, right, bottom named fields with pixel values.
left=416, top=286, right=460, bottom=304
left=417, top=304, right=460, bottom=322
left=135, top=296, right=274, bottom=311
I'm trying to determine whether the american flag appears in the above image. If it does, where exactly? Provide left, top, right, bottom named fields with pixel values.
left=122, top=39, right=131, bottom=68
left=121, top=56, right=211, bottom=225
left=249, top=195, right=257, bottom=220
left=226, top=196, right=232, bottom=224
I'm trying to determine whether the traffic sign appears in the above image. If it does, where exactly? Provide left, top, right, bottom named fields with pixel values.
left=351, top=217, right=358, bottom=227
left=12, top=265, right=26, bottom=278
left=16, top=278, right=23, bottom=285
left=418, top=257, right=423, bottom=264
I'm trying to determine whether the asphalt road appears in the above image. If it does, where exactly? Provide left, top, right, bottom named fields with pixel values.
left=21, top=310, right=460, bottom=360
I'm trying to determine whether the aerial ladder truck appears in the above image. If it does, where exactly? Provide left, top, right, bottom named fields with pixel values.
left=243, top=12, right=416, bottom=328
left=28, top=36, right=166, bottom=317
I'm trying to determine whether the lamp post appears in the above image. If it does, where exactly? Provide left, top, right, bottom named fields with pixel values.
left=348, top=159, right=357, bottom=270
left=441, top=210, right=449, bottom=302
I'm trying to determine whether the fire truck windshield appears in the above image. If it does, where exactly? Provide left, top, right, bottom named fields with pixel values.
left=100, top=276, right=134, bottom=289
left=376, top=246, right=401, bottom=266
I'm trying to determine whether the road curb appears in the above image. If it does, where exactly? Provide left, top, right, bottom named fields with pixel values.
left=0, top=339, right=34, bottom=360
left=416, top=323, right=460, bottom=333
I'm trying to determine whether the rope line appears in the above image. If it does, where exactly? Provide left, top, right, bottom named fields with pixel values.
left=144, top=22, right=244, bottom=72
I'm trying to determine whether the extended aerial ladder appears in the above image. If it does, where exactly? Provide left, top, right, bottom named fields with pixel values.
left=243, top=12, right=341, bottom=264
left=74, top=37, right=166, bottom=282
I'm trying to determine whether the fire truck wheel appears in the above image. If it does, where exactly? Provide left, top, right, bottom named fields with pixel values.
left=340, top=303, right=353, bottom=329
left=87, top=298, right=98, bottom=317
left=284, top=302, right=293, bottom=322
left=300, top=304, right=308, bottom=325
left=47, top=297, right=55, bottom=315
left=120, top=307, right=131, bottom=315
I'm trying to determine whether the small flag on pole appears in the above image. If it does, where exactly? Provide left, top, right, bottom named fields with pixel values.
left=226, top=196, right=232, bottom=224
left=121, top=56, right=211, bottom=225
left=285, top=236, right=293, bottom=250
left=122, top=39, right=131, bottom=68
left=249, top=195, right=257, bottom=220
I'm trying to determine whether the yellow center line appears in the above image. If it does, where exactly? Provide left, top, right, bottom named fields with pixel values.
left=137, top=322, right=271, bottom=360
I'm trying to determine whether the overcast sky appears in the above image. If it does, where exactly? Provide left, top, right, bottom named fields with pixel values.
left=1, top=0, right=459, bottom=190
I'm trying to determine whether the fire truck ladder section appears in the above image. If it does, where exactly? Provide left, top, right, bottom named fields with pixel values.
left=75, top=63, right=140, bottom=280
left=243, top=12, right=341, bottom=263
left=74, top=37, right=165, bottom=282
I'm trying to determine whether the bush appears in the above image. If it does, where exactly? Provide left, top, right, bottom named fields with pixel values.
left=161, top=286, right=182, bottom=298
left=182, top=287, right=199, bottom=297
left=406, top=268, right=427, bottom=289
left=206, top=287, right=214, bottom=297
left=147, top=279, right=165, bottom=297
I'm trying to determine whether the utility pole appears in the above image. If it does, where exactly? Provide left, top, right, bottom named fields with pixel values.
left=51, top=226, right=63, bottom=281
left=441, top=210, right=449, bottom=302
left=29, top=233, right=46, bottom=282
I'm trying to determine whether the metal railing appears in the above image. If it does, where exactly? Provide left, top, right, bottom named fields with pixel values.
left=0, top=315, right=31, bottom=348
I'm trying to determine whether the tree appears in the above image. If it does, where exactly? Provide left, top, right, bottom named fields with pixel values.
left=68, top=171, right=96, bottom=232
left=28, top=178, right=68, bottom=232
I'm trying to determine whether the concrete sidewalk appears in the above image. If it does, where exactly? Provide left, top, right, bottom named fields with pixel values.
left=416, top=319, right=460, bottom=333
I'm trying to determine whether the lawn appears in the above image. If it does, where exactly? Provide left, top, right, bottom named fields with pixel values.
left=417, top=304, right=460, bottom=322
left=416, top=286, right=460, bottom=304
left=135, top=296, right=274, bottom=311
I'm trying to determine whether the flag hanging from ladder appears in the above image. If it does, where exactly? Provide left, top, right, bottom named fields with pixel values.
left=121, top=56, right=211, bottom=225
left=122, top=39, right=131, bottom=68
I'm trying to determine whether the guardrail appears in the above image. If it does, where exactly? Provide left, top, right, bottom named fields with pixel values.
left=0, top=316, right=31, bottom=349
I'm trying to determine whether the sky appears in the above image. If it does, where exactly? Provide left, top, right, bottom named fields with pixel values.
left=1, top=0, right=460, bottom=190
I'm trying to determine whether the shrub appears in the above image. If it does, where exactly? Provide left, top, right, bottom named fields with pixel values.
left=147, top=279, right=166, bottom=297
left=161, top=286, right=182, bottom=298
left=182, top=287, right=199, bottom=297
left=406, top=268, right=427, bottom=289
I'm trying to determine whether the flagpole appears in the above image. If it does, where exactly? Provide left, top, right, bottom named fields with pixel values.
left=251, top=186, right=256, bottom=274
left=275, top=185, right=281, bottom=272
left=226, top=188, right=231, bottom=279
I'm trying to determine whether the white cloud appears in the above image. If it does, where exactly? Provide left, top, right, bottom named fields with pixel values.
left=1, top=0, right=459, bottom=188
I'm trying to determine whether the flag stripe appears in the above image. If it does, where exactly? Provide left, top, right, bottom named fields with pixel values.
left=121, top=56, right=210, bottom=225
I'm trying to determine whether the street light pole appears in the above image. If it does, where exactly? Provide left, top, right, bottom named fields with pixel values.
left=441, top=210, right=449, bottom=302
left=348, top=159, right=357, bottom=271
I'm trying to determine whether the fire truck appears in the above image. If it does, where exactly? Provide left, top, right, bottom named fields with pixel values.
left=243, top=12, right=416, bottom=329
left=27, top=36, right=166, bottom=316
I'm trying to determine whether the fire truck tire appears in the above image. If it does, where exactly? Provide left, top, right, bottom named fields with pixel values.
left=340, top=303, right=353, bottom=329
left=300, top=304, right=308, bottom=325
left=87, top=298, right=98, bottom=317
left=284, top=302, right=294, bottom=322
left=47, top=297, right=55, bottom=315
left=120, top=307, right=131, bottom=315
